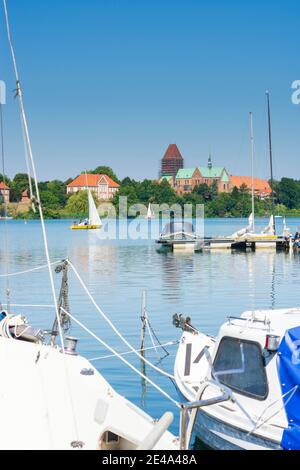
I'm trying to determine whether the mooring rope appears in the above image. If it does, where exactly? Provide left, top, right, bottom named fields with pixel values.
left=60, top=307, right=180, bottom=408
left=67, top=259, right=175, bottom=380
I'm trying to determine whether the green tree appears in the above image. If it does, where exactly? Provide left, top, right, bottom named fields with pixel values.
left=10, top=173, right=34, bottom=202
left=88, top=166, right=119, bottom=183
left=0, top=174, right=10, bottom=185
left=64, top=190, right=98, bottom=217
left=193, top=183, right=216, bottom=201
left=45, top=180, right=67, bottom=207
left=112, top=185, right=139, bottom=214
left=275, top=178, right=300, bottom=209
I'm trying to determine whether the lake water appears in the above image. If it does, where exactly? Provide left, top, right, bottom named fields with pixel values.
left=1, top=217, right=300, bottom=440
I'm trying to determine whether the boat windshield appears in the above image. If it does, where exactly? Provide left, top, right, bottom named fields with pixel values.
left=161, top=221, right=194, bottom=236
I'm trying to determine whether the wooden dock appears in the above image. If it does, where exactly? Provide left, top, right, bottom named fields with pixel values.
left=156, top=236, right=290, bottom=252
left=204, top=236, right=289, bottom=251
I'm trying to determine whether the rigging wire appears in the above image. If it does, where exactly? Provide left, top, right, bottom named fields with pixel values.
left=89, top=340, right=178, bottom=362
left=67, top=259, right=175, bottom=380
left=0, top=103, right=11, bottom=312
left=0, top=259, right=62, bottom=278
left=2, top=0, right=80, bottom=441
left=2, top=0, right=64, bottom=353
left=60, top=307, right=180, bottom=408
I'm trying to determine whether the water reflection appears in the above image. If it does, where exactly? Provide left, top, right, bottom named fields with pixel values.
left=1, top=219, right=300, bottom=437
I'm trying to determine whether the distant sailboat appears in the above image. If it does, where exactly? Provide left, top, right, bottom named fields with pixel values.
left=231, top=108, right=276, bottom=240
left=71, top=189, right=102, bottom=230
left=146, top=202, right=155, bottom=220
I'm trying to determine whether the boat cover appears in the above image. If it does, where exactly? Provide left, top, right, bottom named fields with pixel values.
left=277, top=326, right=300, bottom=450
left=161, top=221, right=194, bottom=236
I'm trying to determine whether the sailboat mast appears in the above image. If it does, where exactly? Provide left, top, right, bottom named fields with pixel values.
left=266, top=91, right=276, bottom=234
left=84, top=170, right=90, bottom=222
left=249, top=112, right=255, bottom=232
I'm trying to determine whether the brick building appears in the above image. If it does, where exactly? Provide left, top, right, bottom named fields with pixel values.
left=160, top=144, right=184, bottom=179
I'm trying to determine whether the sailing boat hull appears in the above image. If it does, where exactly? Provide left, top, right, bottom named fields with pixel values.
left=70, top=225, right=101, bottom=230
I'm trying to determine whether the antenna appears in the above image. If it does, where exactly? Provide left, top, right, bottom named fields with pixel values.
left=249, top=112, right=255, bottom=232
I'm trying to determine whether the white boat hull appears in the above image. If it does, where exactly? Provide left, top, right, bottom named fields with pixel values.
left=0, top=336, right=178, bottom=450
left=195, top=409, right=281, bottom=450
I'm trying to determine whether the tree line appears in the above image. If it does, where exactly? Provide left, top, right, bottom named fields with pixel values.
left=1, top=170, right=300, bottom=218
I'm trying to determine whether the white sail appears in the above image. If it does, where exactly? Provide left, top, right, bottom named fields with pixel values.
left=231, top=213, right=254, bottom=238
left=261, top=215, right=275, bottom=235
left=88, top=189, right=102, bottom=227
left=146, top=203, right=154, bottom=219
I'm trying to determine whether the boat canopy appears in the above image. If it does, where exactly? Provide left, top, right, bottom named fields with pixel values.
left=161, top=221, right=195, bottom=236
left=278, top=326, right=300, bottom=450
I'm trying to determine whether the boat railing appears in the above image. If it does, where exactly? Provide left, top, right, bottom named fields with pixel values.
left=179, top=379, right=231, bottom=450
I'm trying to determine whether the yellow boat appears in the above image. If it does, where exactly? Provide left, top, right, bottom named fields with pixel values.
left=70, top=189, right=102, bottom=231
left=70, top=224, right=101, bottom=230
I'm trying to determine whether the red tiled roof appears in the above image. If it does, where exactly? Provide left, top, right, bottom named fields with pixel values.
left=67, top=173, right=119, bottom=188
left=230, top=176, right=272, bottom=194
left=0, top=182, right=9, bottom=190
left=162, top=144, right=183, bottom=160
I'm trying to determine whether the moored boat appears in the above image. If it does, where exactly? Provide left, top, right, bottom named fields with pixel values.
left=156, top=221, right=203, bottom=252
left=174, top=309, right=300, bottom=450
left=0, top=307, right=178, bottom=450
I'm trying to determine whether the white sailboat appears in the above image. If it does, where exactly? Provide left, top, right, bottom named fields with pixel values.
left=0, top=1, right=178, bottom=451
left=71, top=189, right=102, bottom=230
left=230, top=112, right=276, bottom=243
left=205, top=111, right=281, bottom=250
left=146, top=202, right=155, bottom=219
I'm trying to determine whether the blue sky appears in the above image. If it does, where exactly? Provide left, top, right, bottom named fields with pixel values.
left=0, top=0, right=299, bottom=182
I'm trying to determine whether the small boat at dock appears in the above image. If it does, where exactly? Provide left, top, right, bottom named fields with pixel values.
left=173, top=308, right=300, bottom=450
left=156, top=221, right=203, bottom=252
left=204, top=215, right=289, bottom=251
left=206, top=99, right=288, bottom=252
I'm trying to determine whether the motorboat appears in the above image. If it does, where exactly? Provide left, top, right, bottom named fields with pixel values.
left=174, top=309, right=300, bottom=450
left=156, top=221, right=203, bottom=252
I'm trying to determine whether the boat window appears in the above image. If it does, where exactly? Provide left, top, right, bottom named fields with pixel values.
left=213, top=337, right=268, bottom=400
